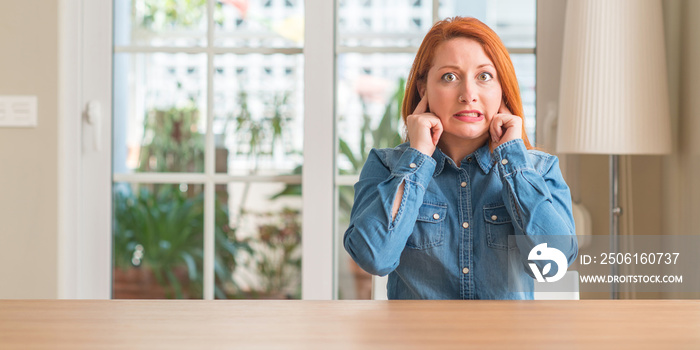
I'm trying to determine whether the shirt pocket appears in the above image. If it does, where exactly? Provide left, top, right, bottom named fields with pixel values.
left=483, top=204, right=516, bottom=251
left=406, top=202, right=446, bottom=250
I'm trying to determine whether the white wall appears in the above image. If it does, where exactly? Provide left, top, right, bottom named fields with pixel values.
left=0, top=0, right=59, bottom=298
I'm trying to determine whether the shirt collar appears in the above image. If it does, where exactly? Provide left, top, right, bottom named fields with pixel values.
left=431, top=147, right=448, bottom=177
left=473, top=142, right=495, bottom=173
left=431, top=142, right=494, bottom=177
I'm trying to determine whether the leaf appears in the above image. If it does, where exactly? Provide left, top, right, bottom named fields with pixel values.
left=338, top=138, right=359, bottom=170
left=165, top=269, right=183, bottom=299
left=269, top=184, right=301, bottom=200
left=180, top=252, right=198, bottom=281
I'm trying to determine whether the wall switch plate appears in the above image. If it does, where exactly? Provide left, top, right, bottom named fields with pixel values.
left=0, top=95, right=38, bottom=127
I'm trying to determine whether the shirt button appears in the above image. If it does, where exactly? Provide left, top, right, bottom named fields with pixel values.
left=501, top=159, right=508, bottom=165
left=491, top=215, right=498, bottom=221
left=462, top=267, right=470, bottom=274
left=409, top=163, right=417, bottom=168
left=460, top=182, right=467, bottom=188
left=433, top=213, right=440, bottom=220
left=462, top=222, right=469, bottom=229
left=467, top=157, right=473, bottom=163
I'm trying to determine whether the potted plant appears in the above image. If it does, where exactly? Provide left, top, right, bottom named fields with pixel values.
left=113, top=184, right=251, bottom=299
left=113, top=103, right=251, bottom=299
left=238, top=207, right=302, bottom=299
left=220, top=90, right=303, bottom=299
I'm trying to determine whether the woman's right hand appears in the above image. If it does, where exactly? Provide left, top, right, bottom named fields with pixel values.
left=406, top=93, right=443, bottom=156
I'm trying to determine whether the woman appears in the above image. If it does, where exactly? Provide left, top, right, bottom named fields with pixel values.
left=343, top=17, right=578, bottom=300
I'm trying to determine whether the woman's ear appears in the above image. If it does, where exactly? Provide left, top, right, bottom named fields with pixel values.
left=417, top=82, right=426, bottom=99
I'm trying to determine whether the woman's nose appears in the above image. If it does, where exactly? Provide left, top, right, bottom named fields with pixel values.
left=460, top=81, right=477, bottom=103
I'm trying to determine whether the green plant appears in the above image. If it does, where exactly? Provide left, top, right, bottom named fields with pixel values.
left=227, top=88, right=298, bottom=227
left=337, top=77, right=406, bottom=214
left=138, top=105, right=205, bottom=173
left=135, top=0, right=225, bottom=30
left=232, top=91, right=293, bottom=164
left=113, top=184, right=251, bottom=298
left=247, top=208, right=302, bottom=298
left=339, top=77, right=406, bottom=170
left=273, top=77, right=406, bottom=215
left=224, top=90, right=303, bottom=298
left=122, top=0, right=304, bottom=300
left=114, top=102, right=252, bottom=299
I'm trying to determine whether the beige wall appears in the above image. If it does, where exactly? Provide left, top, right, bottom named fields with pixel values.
left=541, top=0, right=700, bottom=299
left=578, top=0, right=700, bottom=299
left=0, top=0, right=59, bottom=298
left=676, top=0, right=700, bottom=235
left=665, top=0, right=700, bottom=298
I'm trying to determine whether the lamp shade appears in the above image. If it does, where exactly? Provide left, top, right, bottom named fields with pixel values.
left=556, top=0, right=672, bottom=155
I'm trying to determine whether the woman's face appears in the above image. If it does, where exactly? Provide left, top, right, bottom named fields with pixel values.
left=421, top=37, right=502, bottom=147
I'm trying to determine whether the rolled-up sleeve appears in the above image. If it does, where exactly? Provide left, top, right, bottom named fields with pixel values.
left=343, top=147, right=436, bottom=276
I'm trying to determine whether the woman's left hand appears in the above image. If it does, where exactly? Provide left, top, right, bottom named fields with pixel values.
left=489, top=101, right=523, bottom=148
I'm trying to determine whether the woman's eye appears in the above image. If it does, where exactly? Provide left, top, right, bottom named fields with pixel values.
left=478, top=72, right=493, bottom=81
left=442, top=73, right=457, bottom=82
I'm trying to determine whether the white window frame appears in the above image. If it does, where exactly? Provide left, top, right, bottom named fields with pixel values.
left=303, top=0, right=335, bottom=299
left=58, top=0, right=552, bottom=300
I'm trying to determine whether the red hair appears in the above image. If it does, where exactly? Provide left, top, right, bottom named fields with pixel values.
left=401, top=17, right=533, bottom=149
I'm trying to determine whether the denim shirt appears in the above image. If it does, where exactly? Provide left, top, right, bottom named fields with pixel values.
left=344, top=139, right=578, bottom=300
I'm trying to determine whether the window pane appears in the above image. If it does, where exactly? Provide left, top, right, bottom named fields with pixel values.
left=215, top=182, right=302, bottom=299
left=439, top=0, right=536, bottom=47
left=113, top=53, right=207, bottom=174
left=214, top=0, right=304, bottom=48
left=337, top=185, right=372, bottom=299
left=213, top=54, right=303, bottom=175
left=338, top=0, right=431, bottom=47
left=113, top=182, right=204, bottom=299
left=337, top=53, right=414, bottom=175
left=115, top=0, right=208, bottom=47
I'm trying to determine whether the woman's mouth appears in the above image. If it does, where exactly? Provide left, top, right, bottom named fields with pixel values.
left=453, top=110, right=483, bottom=122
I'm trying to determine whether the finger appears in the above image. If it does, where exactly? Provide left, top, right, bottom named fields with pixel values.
left=413, top=92, right=429, bottom=115
left=431, top=120, right=443, bottom=146
left=498, top=113, right=523, bottom=131
left=499, top=99, right=512, bottom=115
left=490, top=116, right=503, bottom=142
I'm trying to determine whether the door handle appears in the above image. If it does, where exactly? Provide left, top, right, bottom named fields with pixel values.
left=85, top=100, right=102, bottom=151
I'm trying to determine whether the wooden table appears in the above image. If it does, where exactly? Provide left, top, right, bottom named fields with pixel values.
left=1, top=300, right=699, bottom=349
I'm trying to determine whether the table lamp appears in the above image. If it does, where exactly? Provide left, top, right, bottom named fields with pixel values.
left=556, top=0, right=672, bottom=299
